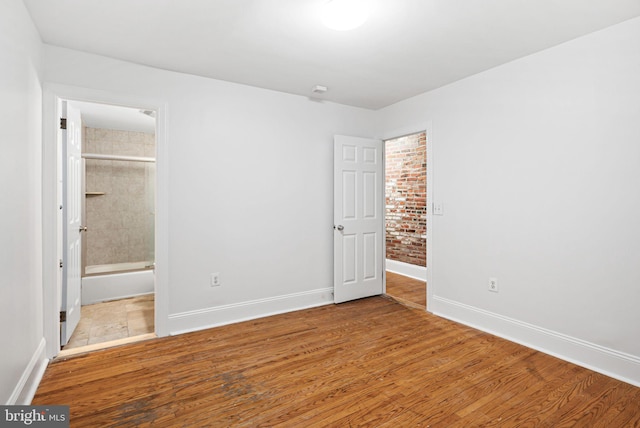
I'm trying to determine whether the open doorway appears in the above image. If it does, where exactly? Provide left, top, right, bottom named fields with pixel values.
left=384, top=131, right=427, bottom=309
left=60, top=100, right=156, bottom=355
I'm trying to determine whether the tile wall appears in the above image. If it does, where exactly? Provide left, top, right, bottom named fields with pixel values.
left=83, top=127, right=156, bottom=269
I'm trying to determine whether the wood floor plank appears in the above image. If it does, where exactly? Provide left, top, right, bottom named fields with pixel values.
left=385, top=271, right=426, bottom=309
left=594, top=384, right=640, bottom=427
left=470, top=356, right=578, bottom=426
left=543, top=375, right=632, bottom=428
left=34, top=291, right=640, bottom=427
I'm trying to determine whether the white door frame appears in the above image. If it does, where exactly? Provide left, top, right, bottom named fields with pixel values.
left=42, top=83, right=169, bottom=358
left=379, top=121, right=434, bottom=312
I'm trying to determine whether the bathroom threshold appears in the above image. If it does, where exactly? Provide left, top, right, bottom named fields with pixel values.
left=57, top=333, right=157, bottom=359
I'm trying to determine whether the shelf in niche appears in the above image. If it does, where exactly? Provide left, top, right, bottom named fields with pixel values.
left=85, top=192, right=106, bottom=196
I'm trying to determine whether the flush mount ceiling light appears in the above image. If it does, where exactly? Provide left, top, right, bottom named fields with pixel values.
left=320, top=0, right=369, bottom=31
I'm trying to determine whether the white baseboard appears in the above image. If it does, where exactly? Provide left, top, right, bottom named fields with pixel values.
left=431, top=296, right=640, bottom=388
left=168, top=288, right=334, bottom=335
left=8, top=338, right=48, bottom=405
left=385, top=259, right=427, bottom=281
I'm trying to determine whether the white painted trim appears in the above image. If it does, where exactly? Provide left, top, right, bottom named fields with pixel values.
left=432, top=296, right=640, bottom=388
left=8, top=339, right=48, bottom=405
left=385, top=259, right=426, bottom=281
left=425, top=121, right=434, bottom=313
left=382, top=144, right=387, bottom=296
left=169, top=288, right=334, bottom=335
left=42, top=87, right=61, bottom=359
left=41, top=83, right=169, bottom=359
left=380, top=121, right=433, bottom=312
left=153, top=101, right=169, bottom=338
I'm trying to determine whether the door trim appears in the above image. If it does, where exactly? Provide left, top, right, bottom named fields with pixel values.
left=42, top=83, right=169, bottom=358
left=380, top=121, right=433, bottom=312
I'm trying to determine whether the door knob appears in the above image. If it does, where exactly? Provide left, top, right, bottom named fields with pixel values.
left=79, top=226, right=88, bottom=232
left=335, top=225, right=344, bottom=231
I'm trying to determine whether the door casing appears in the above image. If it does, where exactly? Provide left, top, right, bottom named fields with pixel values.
left=379, top=122, right=434, bottom=312
left=332, top=124, right=433, bottom=309
left=42, top=83, right=169, bottom=358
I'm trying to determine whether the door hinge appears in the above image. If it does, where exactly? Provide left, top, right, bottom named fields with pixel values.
left=59, top=311, right=66, bottom=323
left=59, top=259, right=63, bottom=268
left=60, top=118, right=67, bottom=130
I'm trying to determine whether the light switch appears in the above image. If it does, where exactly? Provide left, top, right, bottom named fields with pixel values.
left=433, top=202, right=444, bottom=216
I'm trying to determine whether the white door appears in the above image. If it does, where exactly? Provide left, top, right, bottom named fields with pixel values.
left=333, top=135, right=384, bottom=303
left=60, top=102, right=83, bottom=345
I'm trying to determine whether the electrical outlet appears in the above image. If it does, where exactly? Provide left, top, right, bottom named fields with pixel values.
left=211, top=272, right=221, bottom=287
left=488, top=277, right=498, bottom=292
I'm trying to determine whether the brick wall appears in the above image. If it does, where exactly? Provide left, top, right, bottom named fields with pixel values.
left=385, top=132, right=426, bottom=267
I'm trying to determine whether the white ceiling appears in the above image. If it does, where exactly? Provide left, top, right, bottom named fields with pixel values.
left=70, top=101, right=156, bottom=133
left=24, top=0, right=640, bottom=110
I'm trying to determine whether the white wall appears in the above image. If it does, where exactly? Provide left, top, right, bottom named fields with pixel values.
left=25, top=3, right=640, bottom=394
left=0, top=0, right=47, bottom=403
left=43, top=45, right=376, bottom=333
left=378, top=17, right=640, bottom=385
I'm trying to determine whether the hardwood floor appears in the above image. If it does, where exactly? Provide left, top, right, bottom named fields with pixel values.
left=34, top=297, right=639, bottom=427
left=385, top=271, right=426, bottom=309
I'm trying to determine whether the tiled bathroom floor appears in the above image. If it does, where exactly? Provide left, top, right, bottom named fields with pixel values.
left=63, top=294, right=154, bottom=350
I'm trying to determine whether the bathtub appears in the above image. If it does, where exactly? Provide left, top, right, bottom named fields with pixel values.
left=82, top=261, right=154, bottom=305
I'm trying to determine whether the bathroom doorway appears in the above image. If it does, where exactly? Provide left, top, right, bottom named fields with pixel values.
left=61, top=100, right=157, bottom=354
left=384, top=131, right=427, bottom=309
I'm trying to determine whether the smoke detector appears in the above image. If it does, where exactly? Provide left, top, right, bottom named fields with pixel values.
left=139, top=109, right=156, bottom=118
left=312, top=85, right=328, bottom=94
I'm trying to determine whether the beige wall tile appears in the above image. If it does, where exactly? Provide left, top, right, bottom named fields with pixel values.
left=83, top=127, right=155, bottom=268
